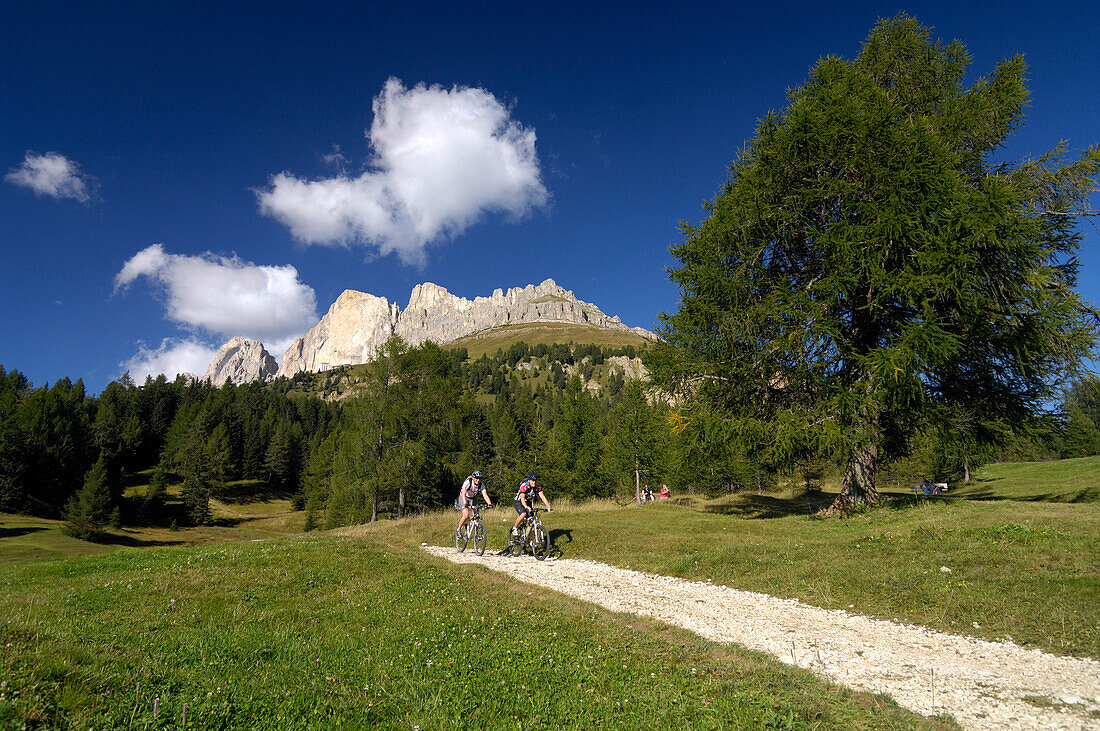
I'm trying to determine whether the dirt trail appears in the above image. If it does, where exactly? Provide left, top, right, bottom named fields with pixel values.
left=424, top=546, right=1099, bottom=730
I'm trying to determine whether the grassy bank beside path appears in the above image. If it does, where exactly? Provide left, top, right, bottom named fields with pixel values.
left=385, top=487, right=1099, bottom=659
left=0, top=535, right=948, bottom=729
left=953, top=456, right=1100, bottom=502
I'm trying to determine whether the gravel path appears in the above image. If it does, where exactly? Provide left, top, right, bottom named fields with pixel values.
left=423, top=545, right=1099, bottom=730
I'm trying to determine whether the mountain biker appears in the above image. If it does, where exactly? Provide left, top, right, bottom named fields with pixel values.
left=511, top=473, right=551, bottom=541
left=457, top=471, right=492, bottom=537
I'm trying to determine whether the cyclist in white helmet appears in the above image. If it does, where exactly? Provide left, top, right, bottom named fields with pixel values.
left=456, top=471, right=492, bottom=538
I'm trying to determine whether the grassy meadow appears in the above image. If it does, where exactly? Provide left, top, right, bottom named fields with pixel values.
left=448, top=322, right=651, bottom=359
left=2, top=455, right=1097, bottom=727
left=0, top=533, right=948, bottom=729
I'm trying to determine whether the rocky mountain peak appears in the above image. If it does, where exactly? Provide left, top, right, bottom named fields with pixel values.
left=203, top=337, right=277, bottom=385
left=406, top=282, right=462, bottom=313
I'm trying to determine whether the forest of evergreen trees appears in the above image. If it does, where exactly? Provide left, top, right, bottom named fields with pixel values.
left=0, top=366, right=337, bottom=537
left=2, top=338, right=1098, bottom=539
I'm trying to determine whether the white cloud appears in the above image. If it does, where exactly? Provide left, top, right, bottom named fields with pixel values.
left=321, top=145, right=347, bottom=168
left=123, top=338, right=218, bottom=381
left=257, top=78, right=548, bottom=265
left=115, top=244, right=319, bottom=347
left=5, top=151, right=96, bottom=203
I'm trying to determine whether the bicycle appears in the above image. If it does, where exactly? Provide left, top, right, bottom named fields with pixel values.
left=510, top=506, right=550, bottom=560
left=455, top=502, right=488, bottom=556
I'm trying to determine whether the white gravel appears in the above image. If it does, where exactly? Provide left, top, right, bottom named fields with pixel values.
left=423, top=545, right=1100, bottom=730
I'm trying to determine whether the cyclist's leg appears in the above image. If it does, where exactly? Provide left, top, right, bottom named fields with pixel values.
left=458, top=506, right=471, bottom=530
left=512, top=500, right=527, bottom=532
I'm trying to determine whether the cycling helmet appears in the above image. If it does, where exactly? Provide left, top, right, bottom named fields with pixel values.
left=527, top=473, right=539, bottom=480
left=472, top=471, right=482, bottom=478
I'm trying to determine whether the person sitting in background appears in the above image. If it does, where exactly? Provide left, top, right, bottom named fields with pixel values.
left=642, top=484, right=654, bottom=501
left=659, top=484, right=670, bottom=500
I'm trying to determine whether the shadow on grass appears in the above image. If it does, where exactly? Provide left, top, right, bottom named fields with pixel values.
left=214, top=481, right=290, bottom=505
left=701, top=491, right=836, bottom=519
left=549, top=528, right=573, bottom=558
left=951, top=486, right=1100, bottom=503
left=96, top=530, right=186, bottom=548
left=0, top=526, right=49, bottom=539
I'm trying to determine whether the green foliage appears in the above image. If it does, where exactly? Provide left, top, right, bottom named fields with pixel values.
left=665, top=407, right=775, bottom=496
left=603, top=380, right=665, bottom=497
left=323, top=337, right=466, bottom=524
left=62, top=456, right=113, bottom=540
left=649, top=14, right=1100, bottom=508
left=1058, top=376, right=1100, bottom=458
left=138, top=463, right=171, bottom=523
left=0, top=369, right=94, bottom=516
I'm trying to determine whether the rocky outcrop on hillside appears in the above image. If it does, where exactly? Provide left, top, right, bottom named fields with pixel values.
left=203, top=337, right=278, bottom=385
left=205, top=279, right=655, bottom=382
left=605, top=355, right=649, bottom=382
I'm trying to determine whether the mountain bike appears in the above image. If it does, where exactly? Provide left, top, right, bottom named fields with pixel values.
left=455, top=502, right=487, bottom=556
left=511, top=506, right=549, bottom=560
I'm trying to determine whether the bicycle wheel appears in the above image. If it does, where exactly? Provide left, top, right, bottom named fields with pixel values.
left=455, top=524, right=468, bottom=552
left=474, top=521, right=486, bottom=556
left=532, top=522, right=549, bottom=560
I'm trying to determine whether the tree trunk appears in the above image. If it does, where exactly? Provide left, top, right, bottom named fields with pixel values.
left=372, top=423, right=382, bottom=522
left=963, top=459, right=970, bottom=483
left=826, top=440, right=880, bottom=514
left=634, top=456, right=640, bottom=504
left=398, top=480, right=406, bottom=519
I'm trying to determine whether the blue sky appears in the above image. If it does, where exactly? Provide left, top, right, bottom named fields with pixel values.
left=2, top=1, right=1098, bottom=393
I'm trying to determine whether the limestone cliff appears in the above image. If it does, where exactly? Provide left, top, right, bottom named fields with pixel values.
left=203, top=337, right=278, bottom=385
left=276, top=290, right=400, bottom=378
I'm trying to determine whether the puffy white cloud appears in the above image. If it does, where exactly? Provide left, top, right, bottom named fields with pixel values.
left=122, top=338, right=218, bottom=381
left=258, top=78, right=548, bottom=264
left=5, top=151, right=96, bottom=203
left=115, top=244, right=319, bottom=347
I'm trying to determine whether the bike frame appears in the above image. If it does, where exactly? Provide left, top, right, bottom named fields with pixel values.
left=514, top=506, right=549, bottom=559
left=456, top=501, right=489, bottom=555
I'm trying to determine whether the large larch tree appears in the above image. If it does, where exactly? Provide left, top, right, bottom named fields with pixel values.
left=650, top=15, right=1099, bottom=511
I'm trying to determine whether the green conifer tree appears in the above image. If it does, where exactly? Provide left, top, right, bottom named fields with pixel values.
left=64, top=456, right=113, bottom=540
left=650, top=15, right=1099, bottom=511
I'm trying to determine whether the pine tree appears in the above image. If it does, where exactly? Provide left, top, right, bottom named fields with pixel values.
left=604, top=380, right=664, bottom=501
left=64, top=457, right=113, bottom=540
left=650, top=15, right=1099, bottom=512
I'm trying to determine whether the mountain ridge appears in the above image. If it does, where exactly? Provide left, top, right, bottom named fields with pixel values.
left=203, top=279, right=655, bottom=385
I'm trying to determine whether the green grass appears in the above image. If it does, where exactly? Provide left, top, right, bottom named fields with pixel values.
left=954, top=455, right=1100, bottom=502
left=448, top=322, right=651, bottom=359
left=0, top=514, right=117, bottom=562
left=0, top=536, right=950, bottom=729
left=3, top=456, right=1097, bottom=726
left=379, top=484, right=1100, bottom=659
left=1, top=478, right=305, bottom=564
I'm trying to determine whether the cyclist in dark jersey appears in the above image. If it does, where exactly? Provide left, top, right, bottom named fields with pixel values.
left=511, top=473, right=552, bottom=540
